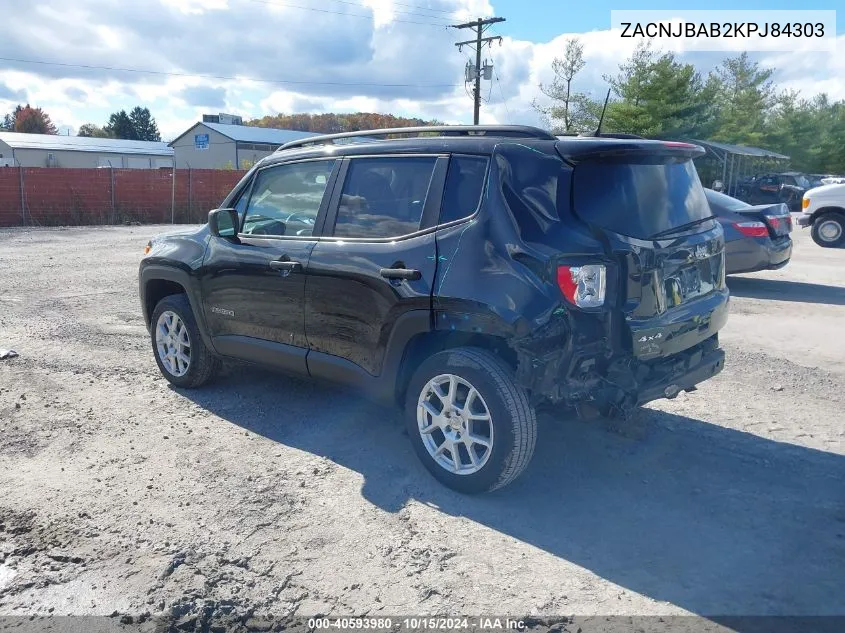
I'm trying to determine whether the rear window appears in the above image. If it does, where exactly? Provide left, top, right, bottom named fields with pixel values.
left=573, top=158, right=711, bottom=239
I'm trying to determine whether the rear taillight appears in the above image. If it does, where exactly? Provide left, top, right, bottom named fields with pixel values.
left=734, top=221, right=769, bottom=238
left=557, top=264, right=606, bottom=308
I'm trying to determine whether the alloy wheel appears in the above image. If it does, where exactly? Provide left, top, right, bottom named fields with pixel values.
left=417, top=373, right=494, bottom=475
left=155, top=311, right=191, bottom=377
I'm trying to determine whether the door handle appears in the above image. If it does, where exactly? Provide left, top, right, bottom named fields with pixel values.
left=380, top=267, right=421, bottom=281
left=269, top=260, right=302, bottom=272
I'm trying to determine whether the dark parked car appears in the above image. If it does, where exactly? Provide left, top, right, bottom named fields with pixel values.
left=705, top=188, right=792, bottom=274
left=139, top=126, right=728, bottom=493
left=736, top=172, right=808, bottom=212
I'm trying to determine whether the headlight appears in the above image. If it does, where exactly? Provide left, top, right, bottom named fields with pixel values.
left=802, top=197, right=810, bottom=209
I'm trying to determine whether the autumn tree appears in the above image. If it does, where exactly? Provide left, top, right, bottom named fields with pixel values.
left=247, top=112, right=438, bottom=133
left=3, top=104, right=58, bottom=134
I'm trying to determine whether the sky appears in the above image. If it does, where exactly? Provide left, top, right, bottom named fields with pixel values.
left=0, top=0, right=842, bottom=140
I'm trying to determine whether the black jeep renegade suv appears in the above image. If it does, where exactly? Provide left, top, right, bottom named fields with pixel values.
left=139, top=125, right=728, bottom=493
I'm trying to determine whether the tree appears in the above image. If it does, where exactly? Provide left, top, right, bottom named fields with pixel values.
left=129, top=106, right=161, bottom=141
left=533, top=37, right=596, bottom=133
left=4, top=104, right=58, bottom=134
left=105, top=110, right=137, bottom=140
left=247, top=112, right=438, bottom=133
left=601, top=42, right=716, bottom=138
left=711, top=52, right=774, bottom=146
left=77, top=123, right=111, bottom=138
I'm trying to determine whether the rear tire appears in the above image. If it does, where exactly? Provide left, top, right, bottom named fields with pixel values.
left=405, top=347, right=537, bottom=494
left=150, top=294, right=220, bottom=388
left=811, top=213, right=845, bottom=248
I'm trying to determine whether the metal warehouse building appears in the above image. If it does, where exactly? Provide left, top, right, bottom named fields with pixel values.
left=0, top=132, right=173, bottom=169
left=169, top=121, right=316, bottom=169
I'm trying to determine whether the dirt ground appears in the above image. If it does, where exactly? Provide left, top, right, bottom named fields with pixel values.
left=1, top=224, right=843, bottom=625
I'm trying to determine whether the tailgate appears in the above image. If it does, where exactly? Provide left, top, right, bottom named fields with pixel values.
left=615, top=227, right=729, bottom=359
left=568, top=148, right=730, bottom=360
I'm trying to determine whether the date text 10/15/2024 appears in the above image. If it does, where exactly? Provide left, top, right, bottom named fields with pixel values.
left=308, top=618, right=527, bottom=631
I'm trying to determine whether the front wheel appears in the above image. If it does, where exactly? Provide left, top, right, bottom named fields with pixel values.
left=150, top=294, right=220, bottom=388
left=405, top=347, right=537, bottom=494
left=811, top=214, right=845, bottom=248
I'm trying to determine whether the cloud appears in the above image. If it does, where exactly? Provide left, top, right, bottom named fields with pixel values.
left=64, top=87, right=88, bottom=102
left=179, top=85, right=227, bottom=108
left=0, top=81, right=25, bottom=102
left=0, top=0, right=841, bottom=140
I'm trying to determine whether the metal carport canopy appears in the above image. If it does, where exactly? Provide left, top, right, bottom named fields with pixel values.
left=684, top=139, right=790, bottom=160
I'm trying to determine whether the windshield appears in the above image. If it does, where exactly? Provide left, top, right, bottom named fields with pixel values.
left=572, top=157, right=712, bottom=240
left=795, top=175, right=810, bottom=188
left=704, top=188, right=751, bottom=212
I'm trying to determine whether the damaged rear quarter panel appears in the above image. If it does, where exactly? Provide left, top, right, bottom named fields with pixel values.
left=432, top=142, right=611, bottom=401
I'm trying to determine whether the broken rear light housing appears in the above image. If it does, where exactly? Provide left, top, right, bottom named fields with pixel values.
left=557, top=264, right=606, bottom=308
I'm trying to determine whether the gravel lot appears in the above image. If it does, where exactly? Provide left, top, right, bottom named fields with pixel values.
left=1, top=224, right=844, bottom=625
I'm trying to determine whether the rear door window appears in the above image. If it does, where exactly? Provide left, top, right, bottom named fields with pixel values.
left=572, top=158, right=711, bottom=239
left=440, top=155, right=488, bottom=224
left=332, top=156, right=437, bottom=238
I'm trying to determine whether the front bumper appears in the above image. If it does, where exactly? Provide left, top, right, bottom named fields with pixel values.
left=797, top=213, right=813, bottom=228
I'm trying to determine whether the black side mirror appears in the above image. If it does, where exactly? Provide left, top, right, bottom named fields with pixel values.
left=208, top=208, right=239, bottom=240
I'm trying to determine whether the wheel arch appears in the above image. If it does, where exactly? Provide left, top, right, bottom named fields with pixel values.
left=139, top=263, right=215, bottom=352
left=392, top=329, right=518, bottom=406
left=812, top=206, right=845, bottom=221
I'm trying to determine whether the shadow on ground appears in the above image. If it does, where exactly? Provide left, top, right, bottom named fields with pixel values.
left=179, top=368, right=845, bottom=620
left=727, top=276, right=845, bottom=306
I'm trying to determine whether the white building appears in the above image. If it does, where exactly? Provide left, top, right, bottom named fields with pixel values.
left=0, top=132, right=173, bottom=169
left=169, top=121, right=316, bottom=170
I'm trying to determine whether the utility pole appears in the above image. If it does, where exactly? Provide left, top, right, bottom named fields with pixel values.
left=452, top=17, right=505, bottom=125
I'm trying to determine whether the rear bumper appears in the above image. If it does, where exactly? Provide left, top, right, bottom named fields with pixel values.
left=635, top=347, right=725, bottom=406
left=725, top=237, right=792, bottom=275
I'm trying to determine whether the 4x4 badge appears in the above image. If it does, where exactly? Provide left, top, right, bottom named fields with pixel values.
left=638, top=333, right=662, bottom=342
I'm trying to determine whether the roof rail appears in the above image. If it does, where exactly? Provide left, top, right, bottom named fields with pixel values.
left=277, top=125, right=557, bottom=152
left=557, top=132, right=645, bottom=140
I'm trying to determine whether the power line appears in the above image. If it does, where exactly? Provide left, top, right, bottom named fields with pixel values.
left=0, top=57, right=461, bottom=88
left=243, top=0, right=451, bottom=26
left=494, top=70, right=511, bottom=124
left=390, top=0, right=454, bottom=14
left=489, top=27, right=512, bottom=124
left=269, top=0, right=454, bottom=21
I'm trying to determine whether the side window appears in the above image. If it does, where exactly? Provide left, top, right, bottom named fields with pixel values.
left=242, top=160, right=335, bottom=237
left=333, top=157, right=437, bottom=239
left=440, top=155, right=488, bottom=224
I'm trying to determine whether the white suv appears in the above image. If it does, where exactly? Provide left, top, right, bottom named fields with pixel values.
left=798, top=183, right=845, bottom=247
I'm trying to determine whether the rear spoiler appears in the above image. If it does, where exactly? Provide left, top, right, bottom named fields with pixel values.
left=556, top=139, right=705, bottom=164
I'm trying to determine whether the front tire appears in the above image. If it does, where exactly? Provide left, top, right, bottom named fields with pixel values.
left=811, top=213, right=845, bottom=248
left=405, top=347, right=537, bottom=494
left=150, top=294, right=220, bottom=388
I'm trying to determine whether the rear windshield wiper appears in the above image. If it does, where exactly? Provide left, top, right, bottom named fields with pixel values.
left=650, top=215, right=717, bottom=239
